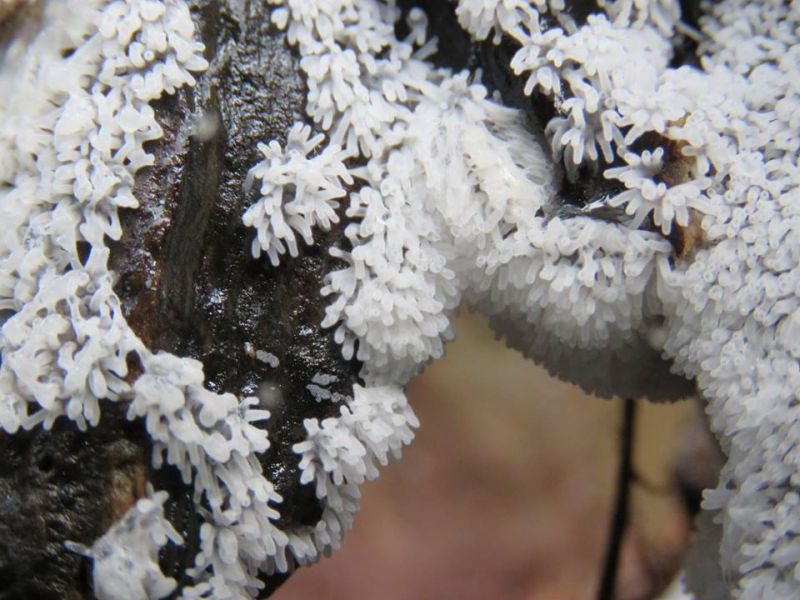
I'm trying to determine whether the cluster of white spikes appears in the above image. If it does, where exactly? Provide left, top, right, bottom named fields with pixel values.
left=1, top=0, right=799, bottom=598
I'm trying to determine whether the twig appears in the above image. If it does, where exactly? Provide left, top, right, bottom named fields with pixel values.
left=597, top=397, right=637, bottom=600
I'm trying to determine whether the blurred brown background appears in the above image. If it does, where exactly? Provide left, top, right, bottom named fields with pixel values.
left=276, top=313, right=699, bottom=600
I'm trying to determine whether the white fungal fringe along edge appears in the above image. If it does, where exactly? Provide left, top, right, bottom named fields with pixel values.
left=254, top=0, right=800, bottom=597
left=65, top=487, right=184, bottom=600
left=287, top=384, right=418, bottom=563
left=0, top=1, right=321, bottom=598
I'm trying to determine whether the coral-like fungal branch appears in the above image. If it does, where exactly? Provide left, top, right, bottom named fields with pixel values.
left=2, top=0, right=800, bottom=598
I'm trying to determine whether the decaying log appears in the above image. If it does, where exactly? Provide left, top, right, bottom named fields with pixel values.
left=0, top=2, right=360, bottom=598
left=0, top=1, right=704, bottom=597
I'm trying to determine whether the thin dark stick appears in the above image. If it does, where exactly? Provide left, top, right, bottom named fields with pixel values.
left=597, top=397, right=637, bottom=600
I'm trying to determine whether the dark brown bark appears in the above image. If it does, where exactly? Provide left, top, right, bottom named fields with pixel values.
left=0, top=404, right=147, bottom=600
left=111, top=0, right=363, bottom=595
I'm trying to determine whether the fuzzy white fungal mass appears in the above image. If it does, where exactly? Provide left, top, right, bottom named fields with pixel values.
left=1, top=0, right=799, bottom=598
left=66, top=488, right=184, bottom=600
left=251, top=0, right=800, bottom=597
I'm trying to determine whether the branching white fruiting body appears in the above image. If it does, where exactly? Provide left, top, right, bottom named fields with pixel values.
left=2, top=0, right=799, bottom=598
left=66, top=489, right=184, bottom=600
